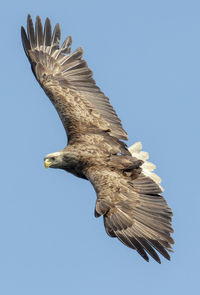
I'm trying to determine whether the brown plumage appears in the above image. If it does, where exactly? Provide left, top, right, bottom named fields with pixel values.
left=21, top=15, right=174, bottom=263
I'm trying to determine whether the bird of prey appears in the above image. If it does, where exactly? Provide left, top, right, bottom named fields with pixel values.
left=21, top=15, right=174, bottom=263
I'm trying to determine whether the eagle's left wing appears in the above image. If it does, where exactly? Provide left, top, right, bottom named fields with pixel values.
left=21, top=15, right=128, bottom=141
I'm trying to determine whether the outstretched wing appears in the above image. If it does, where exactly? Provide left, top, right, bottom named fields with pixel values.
left=86, top=149, right=174, bottom=264
left=21, top=15, right=127, bottom=141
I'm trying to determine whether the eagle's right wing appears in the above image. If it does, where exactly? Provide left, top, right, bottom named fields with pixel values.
left=86, top=151, right=174, bottom=264
left=21, top=15, right=128, bottom=141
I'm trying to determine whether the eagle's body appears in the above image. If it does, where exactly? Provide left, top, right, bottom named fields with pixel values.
left=21, top=15, right=174, bottom=263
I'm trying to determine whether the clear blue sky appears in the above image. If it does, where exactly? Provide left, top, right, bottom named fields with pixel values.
left=0, top=0, right=199, bottom=294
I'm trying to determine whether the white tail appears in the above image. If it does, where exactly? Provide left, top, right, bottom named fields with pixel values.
left=128, top=142, right=164, bottom=192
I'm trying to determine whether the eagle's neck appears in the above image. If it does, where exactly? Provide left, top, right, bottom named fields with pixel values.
left=60, top=148, right=87, bottom=179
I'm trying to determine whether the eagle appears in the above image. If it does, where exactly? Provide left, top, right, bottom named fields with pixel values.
left=21, top=15, right=174, bottom=263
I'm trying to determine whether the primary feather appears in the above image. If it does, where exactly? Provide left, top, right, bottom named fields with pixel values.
left=21, top=15, right=174, bottom=263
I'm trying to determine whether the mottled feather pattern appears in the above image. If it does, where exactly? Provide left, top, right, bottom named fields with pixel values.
left=21, top=15, right=174, bottom=263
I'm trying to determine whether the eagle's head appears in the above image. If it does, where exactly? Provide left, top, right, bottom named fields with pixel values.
left=44, top=149, right=81, bottom=171
left=44, top=149, right=86, bottom=179
left=44, top=152, right=64, bottom=169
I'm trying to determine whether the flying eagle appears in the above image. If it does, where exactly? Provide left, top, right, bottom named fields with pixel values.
left=21, top=15, right=174, bottom=263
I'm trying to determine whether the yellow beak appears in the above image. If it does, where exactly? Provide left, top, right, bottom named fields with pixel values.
left=44, top=158, right=52, bottom=168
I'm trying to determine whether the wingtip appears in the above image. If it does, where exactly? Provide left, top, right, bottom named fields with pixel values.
left=21, top=25, right=31, bottom=54
left=27, top=13, right=32, bottom=23
left=143, top=253, right=149, bottom=263
left=44, top=16, right=51, bottom=27
left=77, top=46, right=84, bottom=54
left=21, top=26, right=26, bottom=43
left=164, top=253, right=171, bottom=261
left=36, top=15, right=42, bottom=24
left=21, top=25, right=25, bottom=34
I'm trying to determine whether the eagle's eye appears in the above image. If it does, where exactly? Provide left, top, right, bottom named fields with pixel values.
left=51, top=157, right=55, bottom=161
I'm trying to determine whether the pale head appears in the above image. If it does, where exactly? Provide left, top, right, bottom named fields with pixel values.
left=44, top=149, right=81, bottom=171
left=44, top=152, right=64, bottom=169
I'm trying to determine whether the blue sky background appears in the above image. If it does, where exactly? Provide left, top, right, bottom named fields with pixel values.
left=0, top=0, right=199, bottom=294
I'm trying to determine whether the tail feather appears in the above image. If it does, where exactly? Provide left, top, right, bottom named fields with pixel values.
left=128, top=142, right=164, bottom=192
